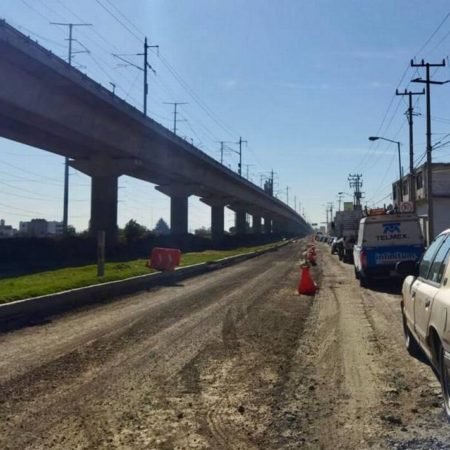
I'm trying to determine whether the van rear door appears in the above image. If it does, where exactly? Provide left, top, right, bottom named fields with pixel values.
left=364, top=218, right=424, bottom=269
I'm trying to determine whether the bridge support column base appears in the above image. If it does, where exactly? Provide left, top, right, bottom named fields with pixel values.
left=235, top=210, right=247, bottom=235
left=171, top=196, right=189, bottom=235
left=252, top=215, right=262, bottom=234
left=211, top=205, right=225, bottom=242
left=90, top=175, right=118, bottom=242
left=264, top=217, right=272, bottom=234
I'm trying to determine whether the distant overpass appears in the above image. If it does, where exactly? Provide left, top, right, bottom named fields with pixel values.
left=0, top=20, right=311, bottom=241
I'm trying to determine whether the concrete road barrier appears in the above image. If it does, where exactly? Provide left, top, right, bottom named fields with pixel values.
left=0, top=240, right=293, bottom=329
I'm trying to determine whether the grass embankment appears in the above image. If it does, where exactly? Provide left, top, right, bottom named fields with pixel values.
left=0, top=242, right=283, bottom=304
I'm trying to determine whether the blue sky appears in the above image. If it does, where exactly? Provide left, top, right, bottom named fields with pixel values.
left=2, top=0, right=450, bottom=231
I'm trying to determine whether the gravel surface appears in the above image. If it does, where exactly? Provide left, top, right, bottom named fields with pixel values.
left=1, top=240, right=450, bottom=449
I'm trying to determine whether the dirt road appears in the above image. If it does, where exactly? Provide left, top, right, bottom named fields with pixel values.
left=1, top=240, right=450, bottom=449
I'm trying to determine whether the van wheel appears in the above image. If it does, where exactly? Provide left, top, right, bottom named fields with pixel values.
left=440, top=346, right=450, bottom=421
left=359, top=275, right=369, bottom=288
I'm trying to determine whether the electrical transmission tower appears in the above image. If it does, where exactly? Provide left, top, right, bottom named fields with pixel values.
left=348, top=174, right=363, bottom=207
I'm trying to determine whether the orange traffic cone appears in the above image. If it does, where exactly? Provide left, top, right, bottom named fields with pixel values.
left=308, top=250, right=317, bottom=265
left=308, top=245, right=316, bottom=256
left=298, top=265, right=317, bottom=296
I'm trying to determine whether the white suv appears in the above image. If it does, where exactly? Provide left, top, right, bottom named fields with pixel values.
left=400, top=228, right=450, bottom=418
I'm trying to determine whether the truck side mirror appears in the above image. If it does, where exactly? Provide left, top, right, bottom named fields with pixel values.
left=396, top=260, right=418, bottom=277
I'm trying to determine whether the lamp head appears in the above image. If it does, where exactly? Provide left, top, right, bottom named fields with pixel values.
left=368, top=136, right=379, bottom=141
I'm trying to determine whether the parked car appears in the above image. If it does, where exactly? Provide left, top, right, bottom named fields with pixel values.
left=353, top=213, right=424, bottom=287
left=336, top=235, right=356, bottom=263
left=400, top=228, right=450, bottom=418
left=331, top=238, right=339, bottom=255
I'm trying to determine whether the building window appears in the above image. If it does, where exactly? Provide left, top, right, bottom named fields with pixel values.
left=416, top=172, right=423, bottom=189
left=403, top=180, right=408, bottom=195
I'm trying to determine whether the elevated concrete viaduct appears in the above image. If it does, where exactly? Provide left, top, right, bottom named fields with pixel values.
left=0, top=21, right=311, bottom=242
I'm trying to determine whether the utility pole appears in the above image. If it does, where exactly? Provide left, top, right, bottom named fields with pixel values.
left=294, top=195, right=297, bottom=212
left=215, top=141, right=232, bottom=164
left=348, top=174, right=363, bottom=207
left=141, top=38, right=159, bottom=115
left=109, top=82, right=116, bottom=94
left=113, top=38, right=158, bottom=116
left=237, top=137, right=247, bottom=176
left=244, top=164, right=253, bottom=180
left=396, top=88, right=424, bottom=210
left=411, top=59, right=447, bottom=242
left=163, top=102, right=188, bottom=134
left=286, top=186, right=289, bottom=205
left=337, top=192, right=344, bottom=211
left=51, top=22, right=92, bottom=236
left=395, top=88, right=424, bottom=174
left=327, top=202, right=334, bottom=223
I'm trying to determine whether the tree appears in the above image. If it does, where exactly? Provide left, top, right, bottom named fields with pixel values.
left=194, top=226, right=211, bottom=237
left=123, top=219, right=148, bottom=242
left=153, top=218, right=170, bottom=236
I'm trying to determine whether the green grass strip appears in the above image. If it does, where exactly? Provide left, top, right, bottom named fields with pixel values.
left=0, top=242, right=283, bottom=304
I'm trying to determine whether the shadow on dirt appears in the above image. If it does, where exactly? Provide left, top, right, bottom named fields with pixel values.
left=364, top=278, right=403, bottom=295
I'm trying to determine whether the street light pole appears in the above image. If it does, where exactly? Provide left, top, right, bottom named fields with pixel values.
left=369, top=136, right=403, bottom=202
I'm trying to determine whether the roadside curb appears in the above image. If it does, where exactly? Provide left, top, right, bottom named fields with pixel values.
left=0, top=240, right=293, bottom=328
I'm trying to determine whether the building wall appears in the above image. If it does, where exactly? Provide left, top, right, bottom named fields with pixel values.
left=434, top=197, right=450, bottom=236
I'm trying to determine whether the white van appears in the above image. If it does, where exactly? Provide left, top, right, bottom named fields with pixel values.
left=353, top=213, right=424, bottom=287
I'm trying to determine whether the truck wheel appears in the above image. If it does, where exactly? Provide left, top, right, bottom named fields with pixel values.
left=402, top=310, right=422, bottom=359
left=440, top=346, right=450, bottom=421
left=354, top=268, right=360, bottom=280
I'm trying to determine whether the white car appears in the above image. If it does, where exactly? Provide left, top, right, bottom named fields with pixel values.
left=400, top=228, right=450, bottom=418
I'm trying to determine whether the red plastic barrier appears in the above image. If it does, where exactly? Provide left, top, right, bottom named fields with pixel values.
left=148, top=247, right=181, bottom=272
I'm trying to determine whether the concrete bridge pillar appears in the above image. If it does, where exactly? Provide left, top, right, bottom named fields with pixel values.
left=235, top=210, right=247, bottom=235
left=228, top=203, right=249, bottom=236
left=264, top=217, right=272, bottom=234
left=273, top=219, right=286, bottom=234
left=71, top=156, right=142, bottom=243
left=156, top=184, right=193, bottom=235
left=90, top=175, right=118, bottom=240
left=252, top=215, right=262, bottom=234
left=170, top=195, right=189, bottom=235
left=211, top=205, right=225, bottom=242
left=200, top=196, right=231, bottom=243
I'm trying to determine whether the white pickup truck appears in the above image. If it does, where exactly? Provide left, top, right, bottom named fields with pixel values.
left=400, top=228, right=450, bottom=418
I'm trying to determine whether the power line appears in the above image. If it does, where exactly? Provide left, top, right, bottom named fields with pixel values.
left=102, top=0, right=146, bottom=39
left=353, top=10, right=450, bottom=173
left=94, top=0, right=142, bottom=42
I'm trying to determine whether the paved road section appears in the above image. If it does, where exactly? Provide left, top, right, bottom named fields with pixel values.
left=1, top=241, right=450, bottom=449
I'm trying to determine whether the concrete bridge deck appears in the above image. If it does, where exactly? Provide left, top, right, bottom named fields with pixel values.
left=0, top=20, right=310, bottom=240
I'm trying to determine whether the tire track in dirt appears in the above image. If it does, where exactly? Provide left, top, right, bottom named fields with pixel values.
left=266, top=245, right=395, bottom=449
left=360, top=287, right=450, bottom=448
